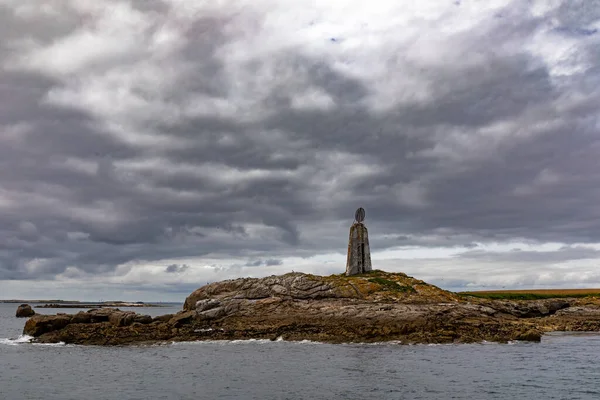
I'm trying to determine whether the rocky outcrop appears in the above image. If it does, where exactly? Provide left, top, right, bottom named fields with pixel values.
left=183, top=273, right=340, bottom=310
left=23, top=308, right=170, bottom=345
left=483, top=299, right=571, bottom=318
left=183, top=271, right=458, bottom=310
left=16, top=304, right=35, bottom=318
left=19, top=271, right=600, bottom=346
left=24, top=313, right=71, bottom=336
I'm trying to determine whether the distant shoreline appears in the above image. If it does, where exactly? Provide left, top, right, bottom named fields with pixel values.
left=35, top=303, right=166, bottom=308
left=0, top=300, right=176, bottom=307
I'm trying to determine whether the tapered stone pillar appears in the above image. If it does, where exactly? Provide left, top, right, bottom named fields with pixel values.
left=346, top=222, right=372, bottom=276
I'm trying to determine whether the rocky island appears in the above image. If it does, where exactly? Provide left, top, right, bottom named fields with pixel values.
left=20, top=270, right=600, bottom=345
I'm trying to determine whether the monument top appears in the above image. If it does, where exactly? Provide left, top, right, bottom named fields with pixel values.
left=354, top=207, right=365, bottom=223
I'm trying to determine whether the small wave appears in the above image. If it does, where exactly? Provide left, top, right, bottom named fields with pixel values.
left=159, top=337, right=534, bottom=347
left=290, top=339, right=324, bottom=345
left=167, top=338, right=325, bottom=346
left=0, top=335, right=34, bottom=345
left=32, top=341, right=67, bottom=347
left=0, top=335, right=68, bottom=347
left=348, top=340, right=403, bottom=346
left=169, top=338, right=405, bottom=346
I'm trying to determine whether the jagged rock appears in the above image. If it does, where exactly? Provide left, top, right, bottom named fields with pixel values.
left=88, top=308, right=117, bottom=323
left=196, top=299, right=221, bottom=312
left=169, top=311, right=197, bottom=327
left=109, top=311, right=136, bottom=327
left=71, top=311, right=92, bottom=324
left=197, top=301, right=241, bottom=320
left=152, top=314, right=174, bottom=323
left=553, top=305, right=600, bottom=316
left=133, top=314, right=153, bottom=324
left=23, top=308, right=154, bottom=337
left=183, top=273, right=339, bottom=310
left=488, top=300, right=570, bottom=318
left=16, top=304, right=35, bottom=318
left=104, top=311, right=152, bottom=327
left=24, top=314, right=72, bottom=336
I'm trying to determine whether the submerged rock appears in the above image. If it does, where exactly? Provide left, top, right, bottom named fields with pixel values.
left=514, top=329, right=542, bottom=342
left=15, top=304, right=35, bottom=318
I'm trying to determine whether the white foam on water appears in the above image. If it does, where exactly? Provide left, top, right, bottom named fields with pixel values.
left=0, top=335, right=34, bottom=345
left=167, top=338, right=326, bottom=346
left=31, top=341, right=67, bottom=347
left=231, top=339, right=274, bottom=344
left=0, top=335, right=69, bottom=347
left=168, top=338, right=404, bottom=346
left=163, top=338, right=525, bottom=347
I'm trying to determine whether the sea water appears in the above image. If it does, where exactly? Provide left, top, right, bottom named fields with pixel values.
left=1, top=303, right=600, bottom=399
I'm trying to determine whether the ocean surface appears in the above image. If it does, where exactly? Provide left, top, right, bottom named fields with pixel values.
left=1, top=303, right=600, bottom=400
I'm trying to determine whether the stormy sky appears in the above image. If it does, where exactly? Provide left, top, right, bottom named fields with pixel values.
left=1, top=0, right=600, bottom=301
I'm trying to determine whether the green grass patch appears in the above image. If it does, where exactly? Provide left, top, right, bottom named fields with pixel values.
left=335, top=270, right=385, bottom=278
left=459, top=292, right=600, bottom=300
left=368, top=277, right=415, bottom=293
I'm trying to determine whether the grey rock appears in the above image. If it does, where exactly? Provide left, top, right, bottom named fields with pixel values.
left=554, top=306, right=600, bottom=317
left=184, top=272, right=337, bottom=310
left=197, top=299, right=243, bottom=320
left=196, top=299, right=221, bottom=312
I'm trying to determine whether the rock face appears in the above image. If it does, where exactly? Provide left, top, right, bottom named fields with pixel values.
left=23, top=308, right=167, bottom=345
left=20, top=271, right=600, bottom=346
left=16, top=304, right=35, bottom=318
left=346, top=222, right=372, bottom=276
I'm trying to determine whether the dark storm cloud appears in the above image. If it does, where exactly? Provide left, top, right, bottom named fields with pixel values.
left=165, top=264, right=190, bottom=273
left=244, top=259, right=283, bottom=267
left=0, top=0, right=599, bottom=283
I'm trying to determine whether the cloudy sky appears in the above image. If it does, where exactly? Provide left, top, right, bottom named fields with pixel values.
left=1, top=0, right=599, bottom=301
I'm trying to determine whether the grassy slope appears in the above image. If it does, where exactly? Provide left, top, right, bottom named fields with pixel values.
left=460, top=289, right=600, bottom=300
left=314, top=270, right=461, bottom=302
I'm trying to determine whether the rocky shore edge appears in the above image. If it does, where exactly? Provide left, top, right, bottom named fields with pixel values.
left=19, top=271, right=600, bottom=345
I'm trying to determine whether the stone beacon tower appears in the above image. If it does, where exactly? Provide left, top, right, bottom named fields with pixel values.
left=346, top=207, right=372, bottom=276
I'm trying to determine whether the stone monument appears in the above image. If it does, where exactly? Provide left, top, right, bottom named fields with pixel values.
left=346, top=207, right=372, bottom=276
